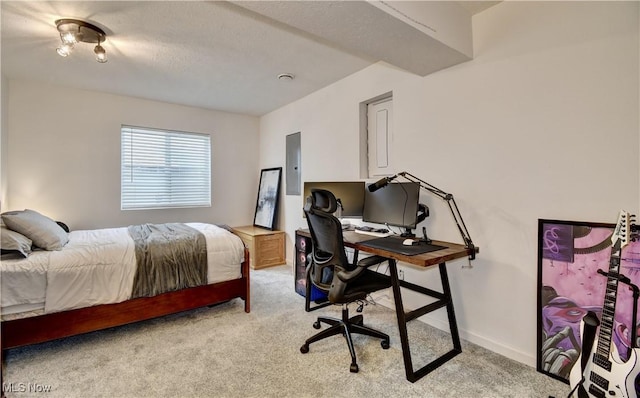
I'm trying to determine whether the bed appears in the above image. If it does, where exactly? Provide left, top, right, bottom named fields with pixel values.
left=0, top=211, right=250, bottom=382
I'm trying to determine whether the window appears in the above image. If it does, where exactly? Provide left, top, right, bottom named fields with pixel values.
left=121, top=125, right=211, bottom=210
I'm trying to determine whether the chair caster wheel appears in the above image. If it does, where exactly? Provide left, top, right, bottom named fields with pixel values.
left=350, top=363, right=359, bottom=373
left=313, top=321, right=321, bottom=329
left=300, top=344, right=309, bottom=354
left=381, top=340, right=390, bottom=349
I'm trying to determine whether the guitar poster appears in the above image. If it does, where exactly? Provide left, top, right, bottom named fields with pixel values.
left=537, top=218, right=640, bottom=384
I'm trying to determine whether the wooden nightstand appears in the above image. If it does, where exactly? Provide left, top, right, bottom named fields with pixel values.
left=232, top=226, right=286, bottom=269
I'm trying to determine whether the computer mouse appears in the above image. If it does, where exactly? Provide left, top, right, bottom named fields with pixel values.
left=402, top=239, right=416, bottom=246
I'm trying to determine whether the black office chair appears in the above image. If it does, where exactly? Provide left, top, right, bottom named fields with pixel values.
left=300, top=189, right=392, bottom=373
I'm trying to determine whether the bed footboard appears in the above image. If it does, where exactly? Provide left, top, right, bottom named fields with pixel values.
left=0, top=248, right=250, bottom=395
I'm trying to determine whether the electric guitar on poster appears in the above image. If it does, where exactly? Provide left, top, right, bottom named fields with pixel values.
left=569, top=210, right=640, bottom=398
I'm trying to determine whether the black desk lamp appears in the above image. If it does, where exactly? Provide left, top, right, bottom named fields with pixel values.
left=368, top=171, right=476, bottom=260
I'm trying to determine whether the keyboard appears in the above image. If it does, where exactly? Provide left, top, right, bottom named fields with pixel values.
left=354, top=229, right=392, bottom=238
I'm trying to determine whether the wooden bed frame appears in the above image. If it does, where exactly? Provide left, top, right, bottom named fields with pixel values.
left=0, top=247, right=250, bottom=392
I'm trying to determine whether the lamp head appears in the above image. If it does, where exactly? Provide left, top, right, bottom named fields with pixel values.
left=60, top=31, right=78, bottom=45
left=56, top=43, right=73, bottom=57
left=94, top=43, right=107, bottom=63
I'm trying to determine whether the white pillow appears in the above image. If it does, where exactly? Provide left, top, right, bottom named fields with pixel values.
left=1, top=209, right=69, bottom=250
left=1, top=225, right=32, bottom=257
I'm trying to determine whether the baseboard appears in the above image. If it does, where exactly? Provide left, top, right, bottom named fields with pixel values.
left=370, top=293, right=536, bottom=367
left=421, top=313, right=536, bottom=367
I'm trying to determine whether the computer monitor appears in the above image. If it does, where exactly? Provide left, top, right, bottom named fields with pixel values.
left=363, top=182, right=420, bottom=231
left=302, top=181, right=365, bottom=218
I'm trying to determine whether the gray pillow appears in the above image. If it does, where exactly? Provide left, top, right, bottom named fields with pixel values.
left=1, top=209, right=69, bottom=250
left=1, top=225, right=32, bottom=257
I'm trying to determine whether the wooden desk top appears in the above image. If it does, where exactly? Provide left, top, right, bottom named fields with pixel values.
left=297, top=229, right=478, bottom=268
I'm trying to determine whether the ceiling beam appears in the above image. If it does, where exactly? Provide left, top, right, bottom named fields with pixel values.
left=232, top=0, right=473, bottom=76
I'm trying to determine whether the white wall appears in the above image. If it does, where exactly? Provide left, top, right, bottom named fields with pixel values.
left=6, top=80, right=260, bottom=230
left=259, top=1, right=639, bottom=366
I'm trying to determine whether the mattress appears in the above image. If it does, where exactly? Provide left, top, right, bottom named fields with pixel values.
left=1, top=223, right=245, bottom=317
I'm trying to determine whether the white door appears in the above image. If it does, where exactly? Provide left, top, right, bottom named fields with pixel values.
left=367, top=98, right=393, bottom=177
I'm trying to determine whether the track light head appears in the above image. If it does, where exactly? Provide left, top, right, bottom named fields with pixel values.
left=56, top=43, right=74, bottom=57
left=94, top=43, right=107, bottom=63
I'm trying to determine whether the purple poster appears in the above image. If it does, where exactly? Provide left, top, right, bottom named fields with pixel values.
left=537, top=219, right=640, bottom=383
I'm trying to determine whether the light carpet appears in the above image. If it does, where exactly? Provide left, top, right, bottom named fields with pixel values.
left=3, top=265, right=569, bottom=397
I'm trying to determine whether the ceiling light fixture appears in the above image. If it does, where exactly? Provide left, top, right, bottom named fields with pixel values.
left=55, top=19, right=108, bottom=63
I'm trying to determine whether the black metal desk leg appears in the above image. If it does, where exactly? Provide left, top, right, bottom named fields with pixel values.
left=387, top=259, right=415, bottom=380
left=388, top=260, right=463, bottom=383
left=439, top=262, right=462, bottom=353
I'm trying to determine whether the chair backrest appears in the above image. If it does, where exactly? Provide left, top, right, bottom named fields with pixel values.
left=303, top=189, right=351, bottom=292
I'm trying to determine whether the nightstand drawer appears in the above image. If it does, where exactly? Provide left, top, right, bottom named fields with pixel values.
left=256, top=238, right=284, bottom=265
left=232, top=226, right=285, bottom=269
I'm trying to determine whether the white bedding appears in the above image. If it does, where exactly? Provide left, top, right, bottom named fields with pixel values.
left=1, top=223, right=245, bottom=315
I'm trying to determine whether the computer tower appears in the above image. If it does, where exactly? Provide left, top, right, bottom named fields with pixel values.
left=294, top=231, right=327, bottom=301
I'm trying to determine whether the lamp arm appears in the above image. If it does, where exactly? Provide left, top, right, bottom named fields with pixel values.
left=397, top=171, right=476, bottom=259
left=397, top=171, right=448, bottom=200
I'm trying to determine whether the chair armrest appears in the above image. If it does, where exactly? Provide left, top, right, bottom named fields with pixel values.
left=336, top=265, right=367, bottom=283
left=336, top=255, right=389, bottom=283
left=357, top=255, right=389, bottom=268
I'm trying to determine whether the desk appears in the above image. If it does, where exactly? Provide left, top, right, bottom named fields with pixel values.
left=298, top=229, right=478, bottom=383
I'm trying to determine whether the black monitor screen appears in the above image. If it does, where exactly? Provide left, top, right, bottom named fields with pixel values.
left=303, top=181, right=365, bottom=218
left=363, top=182, right=420, bottom=229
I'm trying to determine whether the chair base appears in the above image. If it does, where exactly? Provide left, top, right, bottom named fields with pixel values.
left=300, top=306, right=390, bottom=373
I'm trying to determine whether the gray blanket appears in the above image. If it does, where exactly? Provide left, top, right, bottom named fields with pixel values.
left=129, top=223, right=208, bottom=298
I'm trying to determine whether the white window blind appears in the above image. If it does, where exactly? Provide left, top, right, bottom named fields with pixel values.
left=121, top=125, right=211, bottom=210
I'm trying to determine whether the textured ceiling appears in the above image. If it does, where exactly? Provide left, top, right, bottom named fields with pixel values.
left=1, top=1, right=499, bottom=116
